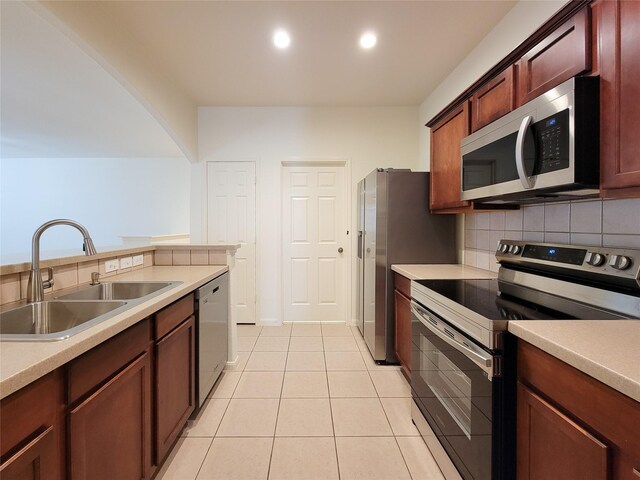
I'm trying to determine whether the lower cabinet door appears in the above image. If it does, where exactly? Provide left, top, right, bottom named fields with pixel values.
left=0, top=426, right=56, bottom=480
left=394, top=289, right=412, bottom=377
left=517, top=382, right=609, bottom=480
left=69, top=351, right=152, bottom=480
left=155, top=316, right=196, bottom=463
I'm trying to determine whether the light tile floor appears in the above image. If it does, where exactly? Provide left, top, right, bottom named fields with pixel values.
left=155, top=324, right=444, bottom=480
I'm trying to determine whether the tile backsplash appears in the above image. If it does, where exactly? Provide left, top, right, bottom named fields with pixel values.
left=463, top=198, right=640, bottom=272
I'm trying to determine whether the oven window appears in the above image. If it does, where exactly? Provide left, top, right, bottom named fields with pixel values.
left=412, top=316, right=496, bottom=480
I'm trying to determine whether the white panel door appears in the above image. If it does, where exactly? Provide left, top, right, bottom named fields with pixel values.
left=282, top=164, right=347, bottom=322
left=207, top=162, right=256, bottom=324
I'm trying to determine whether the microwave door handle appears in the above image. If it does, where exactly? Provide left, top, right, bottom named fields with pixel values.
left=410, top=303, right=495, bottom=378
left=515, top=115, right=535, bottom=189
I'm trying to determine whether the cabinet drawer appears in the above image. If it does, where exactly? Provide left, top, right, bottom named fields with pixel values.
left=68, top=318, right=151, bottom=404
left=155, top=293, right=194, bottom=340
left=394, top=273, right=411, bottom=299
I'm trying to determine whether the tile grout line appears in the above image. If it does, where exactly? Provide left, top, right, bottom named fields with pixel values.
left=322, top=328, right=343, bottom=480
left=266, top=328, right=292, bottom=479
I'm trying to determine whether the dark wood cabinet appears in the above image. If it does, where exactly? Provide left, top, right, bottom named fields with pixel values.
left=69, top=351, right=153, bottom=480
left=430, top=101, right=471, bottom=212
left=67, top=319, right=153, bottom=480
left=155, top=315, right=196, bottom=462
left=517, top=340, right=640, bottom=480
left=517, top=383, right=608, bottom=480
left=0, top=294, right=199, bottom=479
left=517, top=8, right=591, bottom=106
left=393, top=273, right=412, bottom=379
left=153, top=294, right=196, bottom=465
left=0, top=370, right=65, bottom=480
left=471, top=65, right=516, bottom=132
left=599, top=0, right=640, bottom=197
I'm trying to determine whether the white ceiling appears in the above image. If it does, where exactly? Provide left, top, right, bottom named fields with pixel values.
left=74, top=0, right=517, bottom=106
left=0, top=1, right=517, bottom=159
left=0, top=2, right=184, bottom=158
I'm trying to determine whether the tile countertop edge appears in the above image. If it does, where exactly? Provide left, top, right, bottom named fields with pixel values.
left=509, top=320, right=640, bottom=403
left=391, top=264, right=498, bottom=280
left=0, top=243, right=241, bottom=275
left=0, top=265, right=228, bottom=400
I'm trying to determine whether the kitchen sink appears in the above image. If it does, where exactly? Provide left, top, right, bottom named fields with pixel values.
left=55, top=281, right=176, bottom=301
left=0, top=300, right=129, bottom=341
left=0, top=281, right=182, bottom=341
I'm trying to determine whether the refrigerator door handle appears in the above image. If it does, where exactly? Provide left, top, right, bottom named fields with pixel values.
left=357, top=230, right=363, bottom=259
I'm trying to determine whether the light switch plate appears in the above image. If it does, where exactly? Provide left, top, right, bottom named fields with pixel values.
left=119, top=257, right=133, bottom=269
left=132, top=254, right=144, bottom=266
left=104, top=259, right=119, bottom=273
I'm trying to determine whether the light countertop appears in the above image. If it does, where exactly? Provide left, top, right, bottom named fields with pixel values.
left=0, top=265, right=227, bottom=400
left=392, top=264, right=497, bottom=280
left=509, top=320, right=640, bottom=402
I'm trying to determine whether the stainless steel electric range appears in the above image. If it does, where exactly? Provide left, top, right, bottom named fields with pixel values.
left=410, top=240, right=640, bottom=480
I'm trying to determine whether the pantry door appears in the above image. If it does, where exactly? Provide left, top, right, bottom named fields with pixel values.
left=282, top=162, right=348, bottom=323
left=207, top=161, right=256, bottom=324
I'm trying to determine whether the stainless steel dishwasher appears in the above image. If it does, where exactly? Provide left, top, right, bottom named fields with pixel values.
left=194, top=272, right=228, bottom=410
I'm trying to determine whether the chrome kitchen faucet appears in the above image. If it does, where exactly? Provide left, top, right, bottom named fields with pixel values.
left=27, top=219, right=97, bottom=303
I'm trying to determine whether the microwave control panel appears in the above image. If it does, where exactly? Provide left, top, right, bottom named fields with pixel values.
left=534, top=108, right=570, bottom=174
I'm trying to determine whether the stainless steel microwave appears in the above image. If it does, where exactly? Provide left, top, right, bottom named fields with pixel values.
left=460, top=76, right=599, bottom=204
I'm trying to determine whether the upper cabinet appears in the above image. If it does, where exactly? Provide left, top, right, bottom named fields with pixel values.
left=471, top=65, right=516, bottom=132
left=517, top=8, right=591, bottom=106
left=599, top=0, right=640, bottom=197
left=428, top=0, right=640, bottom=211
left=430, top=101, right=471, bottom=212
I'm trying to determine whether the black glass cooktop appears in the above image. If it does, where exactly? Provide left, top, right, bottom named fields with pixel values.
left=414, top=278, right=622, bottom=321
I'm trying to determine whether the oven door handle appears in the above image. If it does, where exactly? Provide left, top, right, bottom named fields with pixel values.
left=411, top=302, right=496, bottom=378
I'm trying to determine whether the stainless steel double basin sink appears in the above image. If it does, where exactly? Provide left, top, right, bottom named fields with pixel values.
left=0, top=281, right=181, bottom=341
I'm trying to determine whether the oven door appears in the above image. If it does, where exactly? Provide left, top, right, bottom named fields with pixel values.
left=410, top=300, right=504, bottom=480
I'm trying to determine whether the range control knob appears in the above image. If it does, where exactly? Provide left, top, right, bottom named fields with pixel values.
left=510, top=245, right=522, bottom=255
left=499, top=243, right=510, bottom=254
left=608, top=254, right=633, bottom=270
left=586, top=252, right=605, bottom=267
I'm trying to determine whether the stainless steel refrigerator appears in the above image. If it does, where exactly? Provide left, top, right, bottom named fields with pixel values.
left=356, top=169, right=456, bottom=363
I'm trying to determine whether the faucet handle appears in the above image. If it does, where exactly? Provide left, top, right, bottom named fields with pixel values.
left=90, top=272, right=101, bottom=285
left=42, top=267, right=54, bottom=289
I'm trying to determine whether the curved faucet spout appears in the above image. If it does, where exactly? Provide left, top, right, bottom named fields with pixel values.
left=27, top=219, right=97, bottom=303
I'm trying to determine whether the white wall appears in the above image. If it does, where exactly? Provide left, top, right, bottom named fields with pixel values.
left=418, top=0, right=569, bottom=170
left=35, top=2, right=198, bottom=162
left=0, top=157, right=190, bottom=262
left=195, top=106, right=419, bottom=324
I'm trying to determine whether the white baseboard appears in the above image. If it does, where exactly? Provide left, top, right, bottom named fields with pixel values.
left=259, top=318, right=282, bottom=326
left=226, top=354, right=239, bottom=367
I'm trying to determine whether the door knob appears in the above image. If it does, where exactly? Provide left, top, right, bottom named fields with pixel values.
left=338, top=247, right=344, bottom=253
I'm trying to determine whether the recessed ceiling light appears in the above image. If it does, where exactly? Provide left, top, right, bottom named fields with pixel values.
left=273, top=30, right=291, bottom=49
left=360, top=32, right=377, bottom=49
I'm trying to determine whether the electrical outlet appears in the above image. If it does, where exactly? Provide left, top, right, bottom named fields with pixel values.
left=119, top=257, right=133, bottom=269
left=132, top=254, right=144, bottom=266
left=104, top=259, right=119, bottom=273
